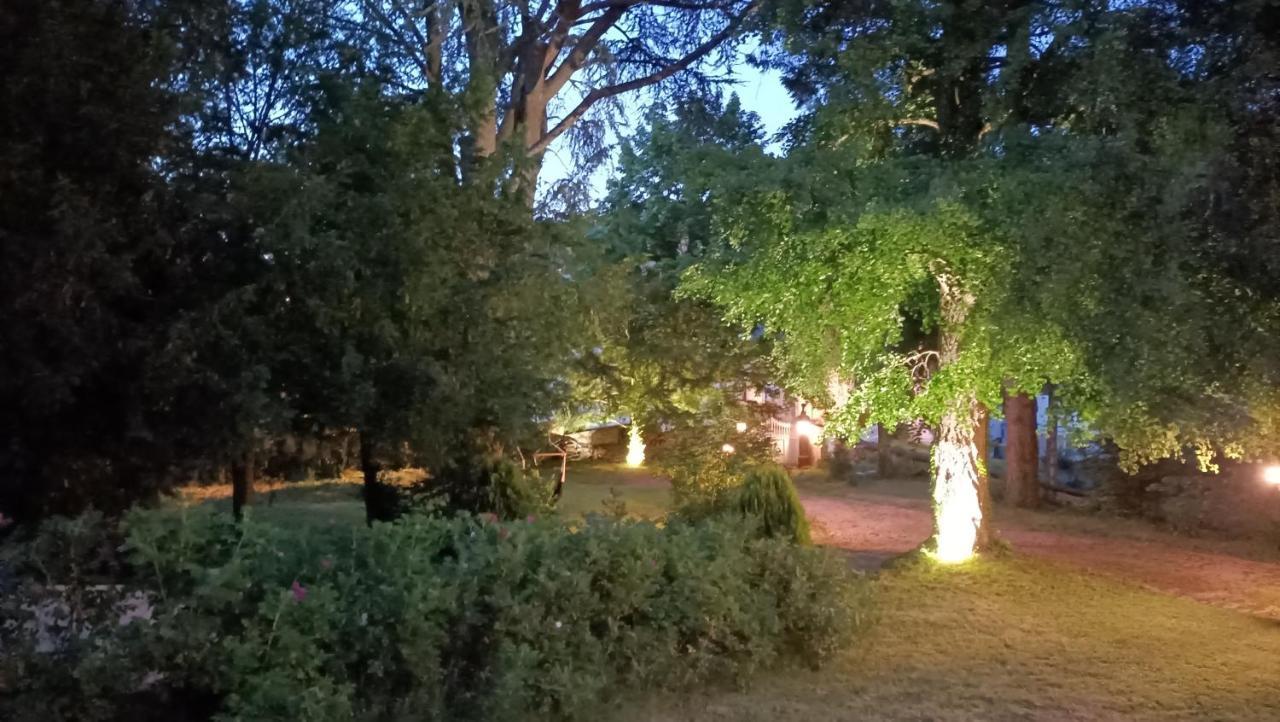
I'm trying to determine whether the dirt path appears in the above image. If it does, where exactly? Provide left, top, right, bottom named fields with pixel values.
left=801, top=488, right=1280, bottom=620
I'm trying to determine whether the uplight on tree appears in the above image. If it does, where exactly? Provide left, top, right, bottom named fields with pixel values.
left=626, top=425, right=646, bottom=467
left=722, top=443, right=736, bottom=454
left=1264, top=466, right=1280, bottom=485
left=735, top=421, right=748, bottom=432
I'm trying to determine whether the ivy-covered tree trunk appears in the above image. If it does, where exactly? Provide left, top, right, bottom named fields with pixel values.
left=929, top=273, right=992, bottom=561
left=1004, top=391, right=1040, bottom=508
left=231, top=451, right=256, bottom=522
left=974, top=403, right=993, bottom=544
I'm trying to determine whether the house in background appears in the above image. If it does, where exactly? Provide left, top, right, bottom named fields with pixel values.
left=740, top=386, right=829, bottom=468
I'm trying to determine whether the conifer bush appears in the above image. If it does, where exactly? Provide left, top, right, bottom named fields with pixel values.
left=736, top=464, right=812, bottom=544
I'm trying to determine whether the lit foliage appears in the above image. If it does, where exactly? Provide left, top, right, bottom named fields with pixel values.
left=684, top=152, right=1089, bottom=446
left=684, top=133, right=1244, bottom=558
left=573, top=94, right=776, bottom=449
left=687, top=0, right=1280, bottom=571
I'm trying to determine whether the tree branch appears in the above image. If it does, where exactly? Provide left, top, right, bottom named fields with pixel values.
left=543, top=4, right=631, bottom=96
left=897, top=118, right=941, bottom=131
left=530, top=0, right=758, bottom=156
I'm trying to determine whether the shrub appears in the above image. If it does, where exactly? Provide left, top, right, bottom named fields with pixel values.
left=0, top=508, right=869, bottom=722
left=654, top=421, right=776, bottom=518
left=824, top=439, right=856, bottom=484
left=416, top=454, right=554, bottom=520
left=736, top=464, right=812, bottom=545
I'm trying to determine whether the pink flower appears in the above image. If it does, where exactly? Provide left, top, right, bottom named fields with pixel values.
left=320, top=558, right=333, bottom=571
left=480, top=512, right=498, bottom=524
left=498, top=526, right=510, bottom=540
left=290, top=580, right=307, bottom=603
left=525, top=514, right=537, bottom=523
left=0, top=513, right=11, bottom=529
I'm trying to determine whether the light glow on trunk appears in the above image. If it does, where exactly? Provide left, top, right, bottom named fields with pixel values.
left=930, top=413, right=984, bottom=564
left=626, top=425, right=646, bottom=467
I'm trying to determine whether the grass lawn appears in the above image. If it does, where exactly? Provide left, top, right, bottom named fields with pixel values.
left=552, top=462, right=672, bottom=520
left=625, top=556, right=1280, bottom=721
left=173, top=462, right=672, bottom=526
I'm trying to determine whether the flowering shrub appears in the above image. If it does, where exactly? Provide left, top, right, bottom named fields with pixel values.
left=0, top=508, right=870, bottom=721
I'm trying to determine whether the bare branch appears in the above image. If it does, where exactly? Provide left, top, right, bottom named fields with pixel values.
left=543, top=4, right=631, bottom=96
left=897, top=118, right=941, bottom=131
left=530, top=0, right=759, bottom=156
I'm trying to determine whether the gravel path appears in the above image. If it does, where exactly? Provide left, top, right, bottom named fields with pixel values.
left=801, top=488, right=1280, bottom=619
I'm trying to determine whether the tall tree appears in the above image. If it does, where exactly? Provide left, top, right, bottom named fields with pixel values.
left=333, top=0, right=760, bottom=200
left=249, top=87, right=589, bottom=520
left=0, top=0, right=197, bottom=521
left=686, top=0, right=1258, bottom=560
left=582, top=94, right=775, bottom=462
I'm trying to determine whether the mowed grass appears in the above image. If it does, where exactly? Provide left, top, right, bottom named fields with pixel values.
left=624, top=556, right=1280, bottom=721
left=172, top=462, right=672, bottom=526
left=552, top=462, right=672, bottom=520
left=174, top=465, right=1280, bottom=720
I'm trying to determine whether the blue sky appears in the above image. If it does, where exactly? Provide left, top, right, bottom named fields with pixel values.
left=539, top=61, right=798, bottom=204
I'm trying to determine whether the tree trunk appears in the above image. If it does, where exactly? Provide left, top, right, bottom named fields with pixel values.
left=513, top=89, right=548, bottom=205
left=360, top=431, right=396, bottom=525
left=462, top=0, right=500, bottom=162
left=231, top=450, right=256, bottom=522
left=974, top=402, right=994, bottom=550
left=876, top=423, right=892, bottom=478
left=931, top=399, right=991, bottom=561
left=928, top=272, right=992, bottom=561
left=1044, top=386, right=1059, bottom=488
left=1004, top=390, right=1040, bottom=508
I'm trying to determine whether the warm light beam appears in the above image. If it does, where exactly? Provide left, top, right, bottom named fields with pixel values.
left=626, top=425, right=646, bottom=467
left=931, top=435, right=983, bottom=564
left=796, top=419, right=821, bottom=442
left=1264, top=465, right=1280, bottom=486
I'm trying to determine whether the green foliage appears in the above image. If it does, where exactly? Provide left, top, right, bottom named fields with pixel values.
left=0, top=509, right=870, bottom=722
left=0, top=0, right=203, bottom=520
left=735, top=465, right=812, bottom=545
left=690, top=0, right=1280, bottom=475
left=653, top=416, right=777, bottom=517
left=824, top=440, right=856, bottom=484
left=573, top=93, right=776, bottom=442
left=417, top=454, right=555, bottom=520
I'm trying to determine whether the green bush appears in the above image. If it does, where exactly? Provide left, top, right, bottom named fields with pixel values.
left=0, top=508, right=869, bottom=722
left=654, top=421, right=777, bottom=518
left=736, top=464, right=812, bottom=544
left=415, top=454, right=554, bottom=520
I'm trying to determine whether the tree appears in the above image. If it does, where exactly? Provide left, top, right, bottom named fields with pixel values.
left=581, top=94, right=775, bottom=464
left=0, top=0, right=200, bottom=521
left=1003, top=391, right=1039, bottom=507
left=709, top=0, right=1092, bottom=555
left=328, top=0, right=760, bottom=200
left=249, top=87, right=589, bottom=520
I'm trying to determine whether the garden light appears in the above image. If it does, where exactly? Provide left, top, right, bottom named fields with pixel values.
left=1264, top=465, right=1280, bottom=486
left=626, top=426, right=645, bottom=467
left=722, top=443, right=735, bottom=454
left=735, top=421, right=748, bottom=433
left=930, top=436, right=983, bottom=564
left=795, top=418, right=821, bottom=442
